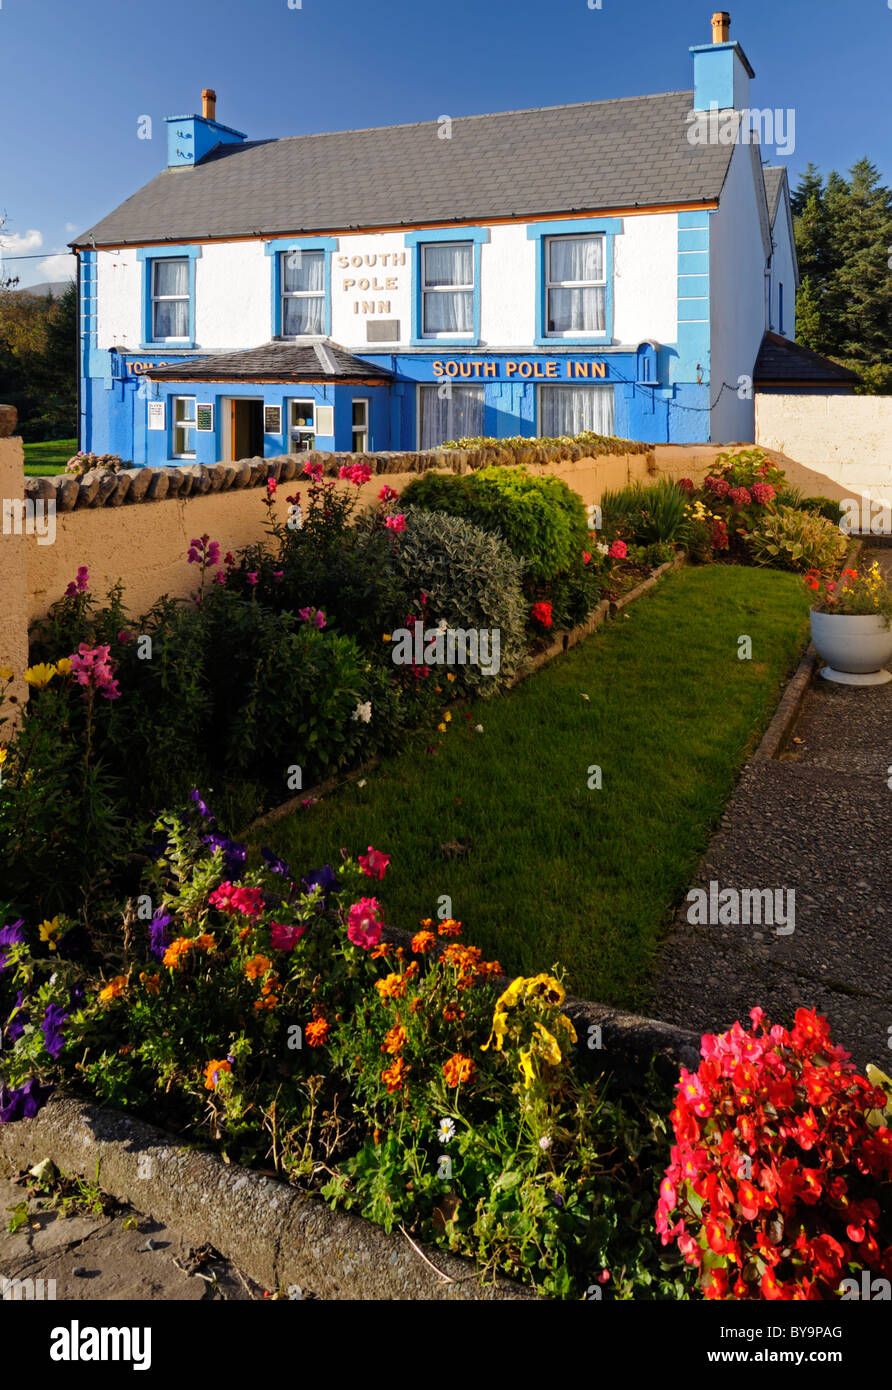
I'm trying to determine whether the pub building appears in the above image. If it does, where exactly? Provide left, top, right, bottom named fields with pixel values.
left=72, top=13, right=815, bottom=468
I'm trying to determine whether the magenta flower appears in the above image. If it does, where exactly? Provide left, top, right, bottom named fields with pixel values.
left=338, top=462, right=372, bottom=487
left=297, top=606, right=326, bottom=630
left=358, top=847, right=390, bottom=881
left=117, top=629, right=131, bottom=644
left=266, top=477, right=278, bottom=495
left=303, top=462, right=323, bottom=482
left=69, top=643, right=120, bottom=699
left=346, top=897, right=384, bottom=950
left=384, top=514, right=406, bottom=533
left=270, top=921, right=306, bottom=952
left=65, top=565, right=90, bottom=597
left=378, top=485, right=399, bottom=503
left=609, top=540, right=627, bottom=560
left=246, top=572, right=259, bottom=586
left=272, top=570, right=284, bottom=583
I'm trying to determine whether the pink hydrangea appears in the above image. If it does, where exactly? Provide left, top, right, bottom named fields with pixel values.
left=609, top=540, right=628, bottom=560
left=358, top=847, right=390, bottom=881
left=728, top=487, right=752, bottom=507
left=677, top=478, right=695, bottom=494
left=384, top=514, right=406, bottom=533
left=751, top=482, right=776, bottom=505
left=347, top=897, right=384, bottom=950
left=705, top=476, right=730, bottom=499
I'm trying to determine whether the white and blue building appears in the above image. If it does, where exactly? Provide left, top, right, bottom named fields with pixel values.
left=73, top=12, right=814, bottom=467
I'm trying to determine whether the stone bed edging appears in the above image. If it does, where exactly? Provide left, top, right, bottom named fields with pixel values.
left=23, top=438, right=653, bottom=512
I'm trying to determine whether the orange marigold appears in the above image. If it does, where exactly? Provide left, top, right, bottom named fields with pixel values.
left=411, top=930, right=436, bottom=954
left=370, top=942, right=391, bottom=960
left=195, top=933, right=216, bottom=951
left=139, top=972, right=160, bottom=995
left=163, top=938, right=195, bottom=970
left=244, top=953, right=272, bottom=981
left=305, top=1019, right=329, bottom=1047
left=381, top=1024, right=407, bottom=1054
left=204, top=1058, right=232, bottom=1090
left=442, top=1053, right=475, bottom=1088
left=375, top=972, right=407, bottom=1001
left=381, top=1056, right=409, bottom=1093
left=442, top=1003, right=466, bottom=1023
left=98, top=975, right=128, bottom=1004
left=438, top=918, right=462, bottom=938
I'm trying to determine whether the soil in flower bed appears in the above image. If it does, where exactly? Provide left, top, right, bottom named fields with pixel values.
left=251, top=566, right=812, bottom=1009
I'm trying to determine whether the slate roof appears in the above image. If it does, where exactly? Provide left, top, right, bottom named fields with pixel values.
left=754, top=332, right=861, bottom=386
left=762, top=167, right=786, bottom=224
left=147, top=340, right=393, bottom=382
left=72, top=91, right=741, bottom=248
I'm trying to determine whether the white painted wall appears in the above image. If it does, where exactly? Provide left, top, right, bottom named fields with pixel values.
left=93, top=210, right=686, bottom=357
left=709, top=141, right=771, bottom=442
left=756, top=393, right=892, bottom=500
left=768, top=199, right=797, bottom=339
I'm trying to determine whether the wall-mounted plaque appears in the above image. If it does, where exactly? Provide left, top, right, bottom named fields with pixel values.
left=196, top=403, right=215, bottom=433
left=316, top=404, right=335, bottom=436
left=264, top=404, right=283, bottom=434
left=147, top=401, right=166, bottom=431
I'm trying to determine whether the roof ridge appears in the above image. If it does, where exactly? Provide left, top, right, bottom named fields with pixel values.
left=231, top=89, right=695, bottom=148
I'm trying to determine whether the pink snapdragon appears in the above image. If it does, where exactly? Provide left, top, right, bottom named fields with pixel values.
left=69, top=643, right=120, bottom=700
left=358, top=847, right=390, bottom=881
left=303, top=462, right=323, bottom=482
left=384, top=513, right=406, bottom=533
left=187, top=535, right=221, bottom=567
left=378, top=485, right=399, bottom=503
left=297, top=606, right=326, bottom=630
left=338, top=462, right=372, bottom=487
left=347, top=897, right=384, bottom=950
left=64, top=566, right=90, bottom=597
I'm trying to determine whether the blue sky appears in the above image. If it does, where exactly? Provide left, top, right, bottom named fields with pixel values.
left=2, top=0, right=889, bottom=287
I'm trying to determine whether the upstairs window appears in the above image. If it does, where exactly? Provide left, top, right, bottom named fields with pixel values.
left=545, top=235, right=606, bottom=336
left=421, top=242, right=474, bottom=336
left=151, top=258, right=190, bottom=341
left=281, top=249, right=326, bottom=335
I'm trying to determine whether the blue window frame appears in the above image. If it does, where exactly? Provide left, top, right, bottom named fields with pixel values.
left=404, top=227, right=489, bottom=347
left=137, top=245, right=201, bottom=349
left=264, top=237, right=336, bottom=338
left=527, top=219, right=621, bottom=347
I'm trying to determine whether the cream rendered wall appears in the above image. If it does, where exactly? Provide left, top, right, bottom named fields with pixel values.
left=330, top=233, right=411, bottom=350
left=196, top=242, right=270, bottom=348
left=479, top=223, right=536, bottom=346
left=96, top=250, right=142, bottom=350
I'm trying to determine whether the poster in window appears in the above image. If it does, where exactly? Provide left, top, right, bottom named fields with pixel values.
left=264, top=405, right=282, bottom=434
left=316, top=405, right=334, bottom=436
left=196, top=403, right=214, bottom=433
left=147, top=401, right=166, bottom=431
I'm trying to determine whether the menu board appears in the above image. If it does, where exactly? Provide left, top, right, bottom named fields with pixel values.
left=196, top=403, right=214, bottom=433
left=264, top=405, right=282, bottom=434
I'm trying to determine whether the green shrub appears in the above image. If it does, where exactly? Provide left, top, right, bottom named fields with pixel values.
left=401, top=467, right=588, bottom=585
left=601, top=480, right=690, bottom=546
left=745, top=506, right=848, bottom=573
left=391, top=507, right=527, bottom=694
left=801, top=496, right=846, bottom=527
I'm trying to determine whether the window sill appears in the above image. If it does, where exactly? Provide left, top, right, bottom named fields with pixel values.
left=139, top=342, right=197, bottom=352
left=411, top=336, right=480, bottom=349
left=534, top=335, right=611, bottom=349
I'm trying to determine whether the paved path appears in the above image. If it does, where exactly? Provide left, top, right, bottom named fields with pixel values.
left=0, top=1160, right=263, bottom=1301
left=652, top=548, right=892, bottom=1070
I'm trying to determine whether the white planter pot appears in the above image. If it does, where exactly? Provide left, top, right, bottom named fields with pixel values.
left=810, top=608, right=892, bottom=686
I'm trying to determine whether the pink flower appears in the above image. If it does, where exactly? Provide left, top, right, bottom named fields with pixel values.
left=338, top=462, right=372, bottom=487
left=384, top=514, right=406, bottom=533
left=751, top=483, right=776, bottom=505
left=303, top=462, right=323, bottom=481
left=582, top=551, right=591, bottom=565
left=609, top=540, right=627, bottom=560
left=729, top=487, right=752, bottom=507
left=378, top=485, right=399, bottom=503
left=68, top=643, right=120, bottom=700
left=65, top=565, right=90, bottom=597
left=358, top=847, right=390, bottom=880
left=246, top=572, right=259, bottom=586
left=297, top=606, right=326, bottom=630
left=266, top=478, right=278, bottom=494
left=285, top=492, right=301, bottom=505
left=270, top=921, right=306, bottom=952
left=117, top=629, right=131, bottom=644
left=208, top=882, right=264, bottom=917
left=531, top=600, right=553, bottom=627
left=347, top=897, right=384, bottom=950
left=677, top=478, right=695, bottom=494
left=272, top=571, right=284, bottom=583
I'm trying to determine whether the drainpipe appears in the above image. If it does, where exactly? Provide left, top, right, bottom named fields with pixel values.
left=76, top=250, right=84, bottom=450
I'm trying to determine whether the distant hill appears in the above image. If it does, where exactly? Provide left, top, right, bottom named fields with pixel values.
left=12, top=280, right=73, bottom=299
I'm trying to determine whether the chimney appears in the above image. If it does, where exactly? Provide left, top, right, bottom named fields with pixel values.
left=691, top=11, right=754, bottom=112
left=166, top=88, right=247, bottom=169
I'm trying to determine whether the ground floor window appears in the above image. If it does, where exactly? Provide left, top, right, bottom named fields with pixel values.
left=418, top=384, right=484, bottom=448
left=352, top=399, right=369, bottom=452
left=538, top=385, right=614, bottom=437
left=172, top=396, right=196, bottom=458
left=290, top=399, right=316, bottom=452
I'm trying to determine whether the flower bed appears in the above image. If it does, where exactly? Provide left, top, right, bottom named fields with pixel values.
left=1, top=797, right=889, bottom=1300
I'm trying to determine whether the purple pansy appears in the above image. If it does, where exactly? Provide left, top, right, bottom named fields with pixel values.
left=41, top=1003, right=69, bottom=1059
left=149, top=911, right=172, bottom=963
left=261, top=847, right=291, bottom=878
left=0, top=1079, right=53, bottom=1124
left=302, top=865, right=340, bottom=902
left=0, top=919, right=25, bottom=972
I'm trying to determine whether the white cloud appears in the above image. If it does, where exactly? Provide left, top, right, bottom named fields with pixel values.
left=0, top=228, right=43, bottom=255
left=36, top=252, right=77, bottom=282
left=64, top=222, right=81, bottom=234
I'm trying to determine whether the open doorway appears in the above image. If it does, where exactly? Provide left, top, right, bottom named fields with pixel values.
left=229, top=399, right=264, bottom=461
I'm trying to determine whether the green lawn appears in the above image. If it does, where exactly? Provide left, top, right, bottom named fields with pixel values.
left=23, top=439, right=76, bottom=475
left=248, top=566, right=812, bottom=1009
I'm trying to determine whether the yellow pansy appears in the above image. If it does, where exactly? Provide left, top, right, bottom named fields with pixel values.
left=481, top=1007, right=509, bottom=1053
left=518, top=1048, right=537, bottom=1089
left=533, top=1022, right=563, bottom=1067
left=24, top=663, right=57, bottom=689
left=0, top=664, right=13, bottom=682
left=55, top=657, right=72, bottom=676
left=437, top=723, right=447, bottom=733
